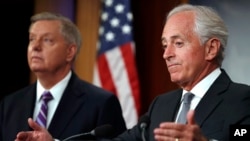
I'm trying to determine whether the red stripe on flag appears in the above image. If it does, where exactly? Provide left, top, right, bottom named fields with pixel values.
left=97, top=54, right=118, bottom=96
left=120, top=43, right=141, bottom=115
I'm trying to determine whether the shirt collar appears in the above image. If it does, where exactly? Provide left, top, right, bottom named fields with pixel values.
left=36, top=71, right=72, bottom=102
left=182, top=68, right=221, bottom=98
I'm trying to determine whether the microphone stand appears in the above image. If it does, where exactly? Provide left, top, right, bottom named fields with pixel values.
left=62, top=132, right=92, bottom=141
left=141, top=127, right=146, bottom=141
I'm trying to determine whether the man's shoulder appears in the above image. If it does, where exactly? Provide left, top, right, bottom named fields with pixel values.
left=160, top=89, right=182, bottom=97
left=152, top=89, right=182, bottom=102
left=3, top=84, right=35, bottom=100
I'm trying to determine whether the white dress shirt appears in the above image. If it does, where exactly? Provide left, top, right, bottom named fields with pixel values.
left=33, top=71, right=72, bottom=128
left=175, top=68, right=221, bottom=122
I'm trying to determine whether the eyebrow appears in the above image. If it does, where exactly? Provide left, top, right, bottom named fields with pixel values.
left=161, top=35, right=182, bottom=43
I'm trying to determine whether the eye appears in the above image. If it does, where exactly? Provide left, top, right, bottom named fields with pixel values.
left=174, top=41, right=183, bottom=48
left=29, top=38, right=34, bottom=42
left=162, top=44, right=167, bottom=50
left=161, top=39, right=168, bottom=49
left=44, top=38, right=52, bottom=42
left=29, top=36, right=35, bottom=43
left=43, top=38, right=54, bottom=45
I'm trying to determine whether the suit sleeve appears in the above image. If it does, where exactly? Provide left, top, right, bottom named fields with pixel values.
left=97, top=94, right=127, bottom=138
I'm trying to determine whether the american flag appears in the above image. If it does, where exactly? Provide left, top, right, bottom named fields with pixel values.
left=93, top=0, right=141, bottom=128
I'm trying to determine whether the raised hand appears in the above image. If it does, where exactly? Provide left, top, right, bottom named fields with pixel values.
left=15, top=118, right=54, bottom=141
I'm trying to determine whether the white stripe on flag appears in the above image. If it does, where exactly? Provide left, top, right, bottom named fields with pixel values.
left=105, top=47, right=138, bottom=128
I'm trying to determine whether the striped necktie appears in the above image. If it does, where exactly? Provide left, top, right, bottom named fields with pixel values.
left=176, top=92, right=194, bottom=124
left=36, top=91, right=53, bottom=128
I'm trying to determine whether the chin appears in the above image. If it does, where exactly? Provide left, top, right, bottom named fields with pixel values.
left=170, top=77, right=184, bottom=85
left=30, top=67, right=44, bottom=73
left=170, top=73, right=180, bottom=81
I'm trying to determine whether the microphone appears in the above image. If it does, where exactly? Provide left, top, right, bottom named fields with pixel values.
left=62, top=124, right=114, bottom=141
left=139, top=115, right=150, bottom=141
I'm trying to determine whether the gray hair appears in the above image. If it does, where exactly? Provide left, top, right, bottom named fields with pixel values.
left=167, top=4, right=228, bottom=66
left=30, top=12, right=82, bottom=58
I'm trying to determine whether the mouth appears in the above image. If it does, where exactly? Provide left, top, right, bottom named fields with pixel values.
left=167, top=63, right=178, bottom=68
left=31, top=56, right=42, bottom=61
left=167, top=63, right=180, bottom=73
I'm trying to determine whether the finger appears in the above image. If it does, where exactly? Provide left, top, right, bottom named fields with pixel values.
left=187, top=110, right=196, bottom=125
left=27, top=118, right=43, bottom=131
left=16, top=131, right=29, bottom=140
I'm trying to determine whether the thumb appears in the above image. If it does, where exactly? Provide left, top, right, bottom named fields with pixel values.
left=186, top=110, right=196, bottom=125
left=27, top=118, right=43, bottom=131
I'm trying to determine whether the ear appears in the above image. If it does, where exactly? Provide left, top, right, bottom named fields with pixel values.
left=66, top=44, right=77, bottom=62
left=205, top=38, right=220, bottom=61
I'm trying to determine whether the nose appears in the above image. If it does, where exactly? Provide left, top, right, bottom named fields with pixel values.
left=163, top=45, right=174, bottom=60
left=29, top=39, right=41, bottom=51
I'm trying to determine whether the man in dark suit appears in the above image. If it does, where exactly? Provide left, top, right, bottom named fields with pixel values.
left=14, top=4, right=250, bottom=141
left=0, top=12, right=126, bottom=141
left=109, top=4, right=250, bottom=141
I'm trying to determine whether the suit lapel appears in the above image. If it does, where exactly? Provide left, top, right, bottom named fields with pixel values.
left=154, top=89, right=182, bottom=122
left=167, top=90, right=182, bottom=121
left=48, top=73, right=87, bottom=137
left=194, top=70, right=231, bottom=126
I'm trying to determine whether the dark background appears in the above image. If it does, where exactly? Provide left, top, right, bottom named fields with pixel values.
left=2, top=1, right=34, bottom=99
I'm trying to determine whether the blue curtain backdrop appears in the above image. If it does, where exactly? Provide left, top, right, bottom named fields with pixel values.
left=189, top=0, right=250, bottom=85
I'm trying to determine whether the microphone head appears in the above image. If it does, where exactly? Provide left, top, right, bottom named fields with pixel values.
left=92, top=124, right=114, bottom=137
left=139, top=115, right=150, bottom=129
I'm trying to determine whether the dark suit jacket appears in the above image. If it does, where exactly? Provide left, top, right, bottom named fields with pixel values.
left=0, top=71, right=127, bottom=141
left=103, top=69, right=250, bottom=141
